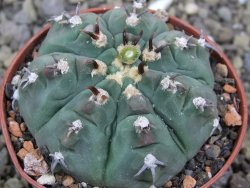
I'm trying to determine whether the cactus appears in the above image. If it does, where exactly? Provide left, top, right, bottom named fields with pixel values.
left=14, top=2, right=219, bottom=187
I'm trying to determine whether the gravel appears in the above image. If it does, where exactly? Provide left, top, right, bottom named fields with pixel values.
left=0, top=0, right=249, bottom=187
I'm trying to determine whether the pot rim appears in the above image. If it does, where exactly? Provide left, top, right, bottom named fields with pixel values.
left=0, top=7, right=248, bottom=188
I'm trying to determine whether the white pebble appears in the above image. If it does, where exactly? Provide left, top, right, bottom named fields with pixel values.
left=37, top=174, right=56, bottom=185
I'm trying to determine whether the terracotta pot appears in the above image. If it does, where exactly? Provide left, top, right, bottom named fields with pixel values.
left=0, top=7, right=248, bottom=188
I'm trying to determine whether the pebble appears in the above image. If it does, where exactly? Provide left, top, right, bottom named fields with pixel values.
left=20, top=123, right=27, bottom=132
left=214, top=27, right=234, bottom=43
left=3, top=178, right=24, bottom=188
left=218, top=6, right=232, bottom=22
left=164, top=181, right=173, bottom=187
left=244, top=52, right=250, bottom=71
left=23, top=141, right=34, bottom=152
left=37, top=174, right=56, bottom=185
left=0, top=21, right=31, bottom=48
left=184, top=3, right=199, bottom=15
left=233, top=34, right=250, bottom=50
left=0, top=135, right=5, bottom=150
left=182, top=175, right=196, bottom=188
left=0, top=45, right=12, bottom=64
left=230, top=172, right=250, bottom=188
left=212, top=167, right=233, bottom=187
left=205, top=145, right=221, bottom=159
left=223, top=84, right=237, bottom=93
left=23, top=149, right=49, bottom=176
left=62, top=175, right=75, bottom=187
left=17, top=148, right=29, bottom=160
left=222, top=93, right=231, bottom=102
left=215, top=63, right=228, bottom=77
left=233, top=56, right=243, bottom=71
left=34, top=0, right=65, bottom=18
left=0, top=147, right=9, bottom=176
left=241, top=147, right=250, bottom=161
left=223, top=104, right=242, bottom=126
left=8, top=121, right=23, bottom=138
left=3, top=52, right=16, bottom=68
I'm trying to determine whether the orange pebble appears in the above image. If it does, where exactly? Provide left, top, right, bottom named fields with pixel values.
left=183, top=175, right=196, bottom=188
left=223, top=104, right=242, bottom=126
left=23, top=141, right=34, bottom=152
left=223, top=84, right=237, bottom=94
left=8, top=121, right=23, bottom=138
left=17, top=148, right=29, bottom=160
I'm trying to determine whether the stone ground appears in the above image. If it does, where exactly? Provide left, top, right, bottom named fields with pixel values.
left=0, top=0, right=250, bottom=187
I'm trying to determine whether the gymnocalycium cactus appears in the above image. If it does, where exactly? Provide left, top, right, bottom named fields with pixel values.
left=14, top=1, right=220, bottom=187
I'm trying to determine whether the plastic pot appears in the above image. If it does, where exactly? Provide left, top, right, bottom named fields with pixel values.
left=0, top=7, right=248, bottom=188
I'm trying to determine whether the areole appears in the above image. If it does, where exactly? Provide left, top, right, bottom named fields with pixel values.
left=0, top=7, right=248, bottom=188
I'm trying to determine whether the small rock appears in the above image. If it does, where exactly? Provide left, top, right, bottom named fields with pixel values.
left=242, top=147, right=250, bottom=161
left=230, top=172, right=250, bottom=188
left=215, top=27, right=234, bottom=43
left=69, top=184, right=79, bottom=188
left=13, top=0, right=37, bottom=24
left=205, top=166, right=212, bottom=179
left=3, top=178, right=24, bottom=188
left=81, top=182, right=88, bottom=188
left=244, top=52, right=250, bottom=71
left=218, top=6, right=232, bottom=22
left=209, top=135, right=221, bottom=144
left=17, top=148, right=29, bottom=160
left=204, top=0, right=219, bottom=6
left=34, top=0, right=65, bottom=18
left=205, top=145, right=221, bottom=159
left=0, top=135, right=5, bottom=150
left=0, top=147, right=8, bottom=176
left=246, top=172, right=250, bottom=182
left=148, top=0, right=174, bottom=10
left=223, top=84, right=237, bottom=93
left=223, top=104, right=242, bottom=126
left=184, top=3, right=199, bottom=15
left=4, top=52, right=16, bottom=68
left=62, top=175, right=75, bottom=187
left=183, top=175, right=196, bottom=188
left=234, top=34, right=250, bottom=50
left=233, top=56, right=243, bottom=70
left=222, top=93, right=231, bottom=102
left=164, top=181, right=172, bottom=187
left=37, top=174, right=56, bottom=185
left=23, top=0, right=37, bottom=22
left=213, top=167, right=233, bottom=187
left=0, top=45, right=12, bottom=63
left=23, top=149, right=49, bottom=176
left=8, top=121, right=23, bottom=138
left=215, top=63, right=228, bottom=77
left=23, top=141, right=34, bottom=152
left=20, top=123, right=27, bottom=132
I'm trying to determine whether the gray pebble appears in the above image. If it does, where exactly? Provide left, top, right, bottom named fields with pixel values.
left=0, top=46, right=12, bottom=63
left=233, top=56, right=243, bottom=71
left=214, top=27, right=234, bottom=43
left=230, top=172, right=250, bottom=188
left=218, top=6, right=232, bottom=22
left=0, top=147, right=9, bottom=176
left=244, top=52, right=250, bottom=71
left=212, top=167, right=233, bottom=187
left=0, top=135, right=5, bottom=150
left=0, top=21, right=31, bottom=49
left=233, top=34, right=250, bottom=50
left=205, top=145, right=221, bottom=159
left=34, top=0, right=65, bottom=18
left=4, top=178, right=24, bottom=188
left=242, top=147, right=250, bottom=161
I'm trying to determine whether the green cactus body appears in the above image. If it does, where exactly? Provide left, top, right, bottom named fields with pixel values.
left=16, top=4, right=218, bottom=188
